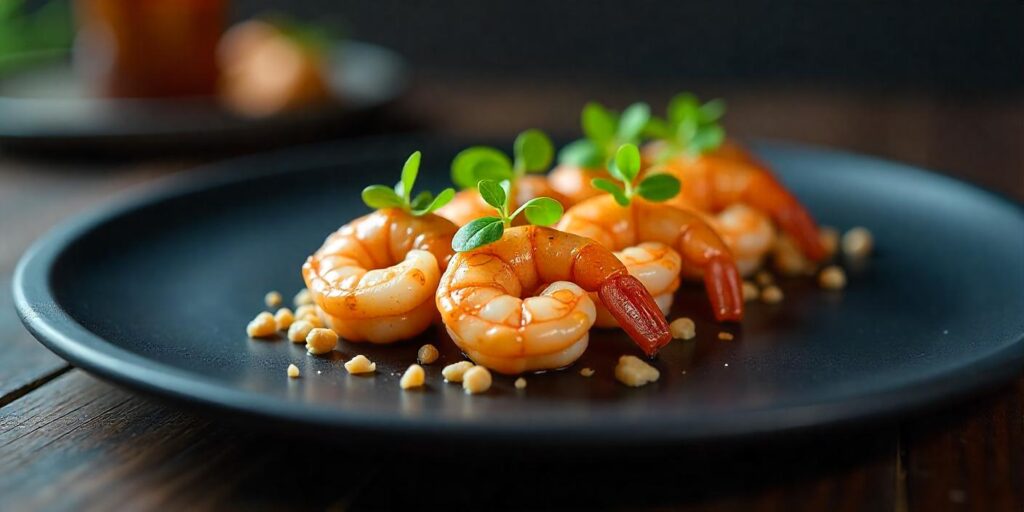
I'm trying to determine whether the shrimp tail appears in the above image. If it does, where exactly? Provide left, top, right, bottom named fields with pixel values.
left=598, top=274, right=672, bottom=356
left=748, top=174, right=826, bottom=261
left=705, top=255, right=744, bottom=322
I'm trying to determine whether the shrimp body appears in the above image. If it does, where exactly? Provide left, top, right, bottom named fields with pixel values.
left=644, top=141, right=826, bottom=261
left=302, top=209, right=458, bottom=343
left=436, top=176, right=569, bottom=226
left=437, top=226, right=671, bottom=373
left=547, top=164, right=609, bottom=206
left=592, top=243, right=682, bottom=327
left=702, top=204, right=776, bottom=276
left=557, top=195, right=744, bottom=322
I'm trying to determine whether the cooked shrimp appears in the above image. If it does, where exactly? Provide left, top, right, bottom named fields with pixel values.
left=547, top=164, right=608, bottom=206
left=704, top=204, right=776, bottom=276
left=643, top=141, right=826, bottom=261
left=436, top=176, right=569, bottom=226
left=592, top=243, right=681, bottom=327
left=557, top=195, right=744, bottom=322
left=436, top=226, right=671, bottom=374
left=302, top=209, right=458, bottom=343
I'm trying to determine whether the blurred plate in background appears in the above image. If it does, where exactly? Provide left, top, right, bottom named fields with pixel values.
left=0, top=41, right=407, bottom=153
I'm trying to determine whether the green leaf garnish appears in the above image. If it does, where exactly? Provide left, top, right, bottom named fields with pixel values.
left=361, top=185, right=405, bottom=209
left=451, top=217, right=505, bottom=252
left=450, top=147, right=513, bottom=190
left=591, top=178, right=630, bottom=207
left=636, top=173, right=681, bottom=202
left=649, top=91, right=727, bottom=159
left=559, top=101, right=651, bottom=170
left=477, top=179, right=508, bottom=213
left=451, top=179, right=565, bottom=251
left=513, top=197, right=564, bottom=227
left=590, top=143, right=680, bottom=207
left=362, top=151, right=454, bottom=216
left=557, top=139, right=603, bottom=169
left=582, top=102, right=616, bottom=146
left=513, top=129, right=554, bottom=173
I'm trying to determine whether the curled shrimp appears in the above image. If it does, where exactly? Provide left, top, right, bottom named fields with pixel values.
left=557, top=195, right=744, bottom=322
left=592, top=242, right=681, bottom=328
left=701, top=204, right=776, bottom=276
left=643, top=141, right=826, bottom=261
left=547, top=164, right=608, bottom=206
left=436, top=176, right=569, bottom=226
left=302, top=209, right=458, bottom=343
left=436, top=226, right=671, bottom=373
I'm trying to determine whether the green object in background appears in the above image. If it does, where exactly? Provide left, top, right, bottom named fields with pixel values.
left=0, top=0, right=73, bottom=74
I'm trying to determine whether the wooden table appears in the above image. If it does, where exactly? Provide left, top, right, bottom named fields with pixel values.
left=2, top=81, right=1022, bottom=511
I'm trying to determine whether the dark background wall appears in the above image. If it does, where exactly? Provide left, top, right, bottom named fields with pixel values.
left=236, top=0, right=1023, bottom=92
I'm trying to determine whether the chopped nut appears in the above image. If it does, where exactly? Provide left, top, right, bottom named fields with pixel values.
left=819, top=265, right=847, bottom=290
left=417, top=344, right=440, bottom=365
left=580, top=367, right=595, bottom=377
left=287, top=320, right=315, bottom=343
left=819, top=226, right=840, bottom=257
left=293, top=288, right=313, bottom=306
left=441, top=361, right=475, bottom=383
left=294, top=304, right=317, bottom=319
left=287, top=364, right=300, bottom=378
left=755, top=270, right=774, bottom=286
left=742, top=281, right=760, bottom=302
left=305, top=327, right=338, bottom=355
left=246, top=312, right=277, bottom=338
left=400, top=364, right=425, bottom=389
left=302, top=315, right=324, bottom=328
left=514, top=377, right=527, bottom=389
left=670, top=317, right=696, bottom=340
left=265, top=291, right=283, bottom=308
left=718, top=332, right=734, bottom=341
left=842, top=227, right=873, bottom=259
left=614, top=355, right=660, bottom=387
left=761, top=285, right=784, bottom=304
left=274, top=308, right=295, bottom=330
left=345, top=355, right=377, bottom=374
left=462, top=366, right=492, bottom=394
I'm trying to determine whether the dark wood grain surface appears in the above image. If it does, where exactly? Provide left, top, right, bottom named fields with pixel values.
left=1, top=81, right=1021, bottom=511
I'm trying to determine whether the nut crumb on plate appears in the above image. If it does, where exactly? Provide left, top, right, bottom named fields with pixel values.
left=294, top=304, right=317, bottom=320
left=842, top=227, right=873, bottom=259
left=579, top=367, right=595, bottom=377
left=718, top=332, right=734, bottom=341
left=287, top=320, right=315, bottom=343
left=305, top=327, right=338, bottom=355
left=264, top=291, right=283, bottom=308
left=274, top=308, right=294, bottom=330
left=417, top=344, right=439, bottom=365
left=442, top=361, right=475, bottom=382
left=462, top=366, right=492, bottom=394
left=345, top=355, right=376, bottom=374
left=742, top=281, right=759, bottom=302
left=755, top=270, right=774, bottom=286
left=670, top=317, right=696, bottom=340
left=246, top=312, right=277, bottom=338
left=400, top=364, right=425, bottom=389
left=615, top=355, right=660, bottom=387
left=819, top=265, right=847, bottom=290
left=761, top=285, right=784, bottom=304
left=514, top=377, right=527, bottom=389
left=293, top=288, right=313, bottom=306
left=287, top=364, right=300, bottom=378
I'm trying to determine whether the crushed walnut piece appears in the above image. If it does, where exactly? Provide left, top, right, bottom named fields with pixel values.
left=670, top=317, right=696, bottom=340
left=344, top=355, right=376, bottom=374
left=246, top=312, right=277, bottom=338
left=615, top=356, right=660, bottom=387
left=462, top=366, right=492, bottom=394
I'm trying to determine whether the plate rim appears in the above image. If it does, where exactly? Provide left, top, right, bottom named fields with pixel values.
left=12, top=137, right=1024, bottom=445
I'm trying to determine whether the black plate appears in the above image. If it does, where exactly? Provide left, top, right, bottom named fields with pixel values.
left=13, top=137, right=1024, bottom=447
left=0, top=42, right=407, bottom=152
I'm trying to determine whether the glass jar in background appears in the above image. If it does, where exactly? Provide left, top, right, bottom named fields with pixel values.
left=74, top=0, right=226, bottom=98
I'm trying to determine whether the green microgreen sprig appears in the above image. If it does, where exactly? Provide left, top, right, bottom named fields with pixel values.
left=558, top=101, right=651, bottom=169
left=451, top=179, right=563, bottom=252
left=644, top=92, right=726, bottom=160
left=361, top=151, right=455, bottom=216
left=450, top=129, right=555, bottom=190
left=590, top=144, right=680, bottom=207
